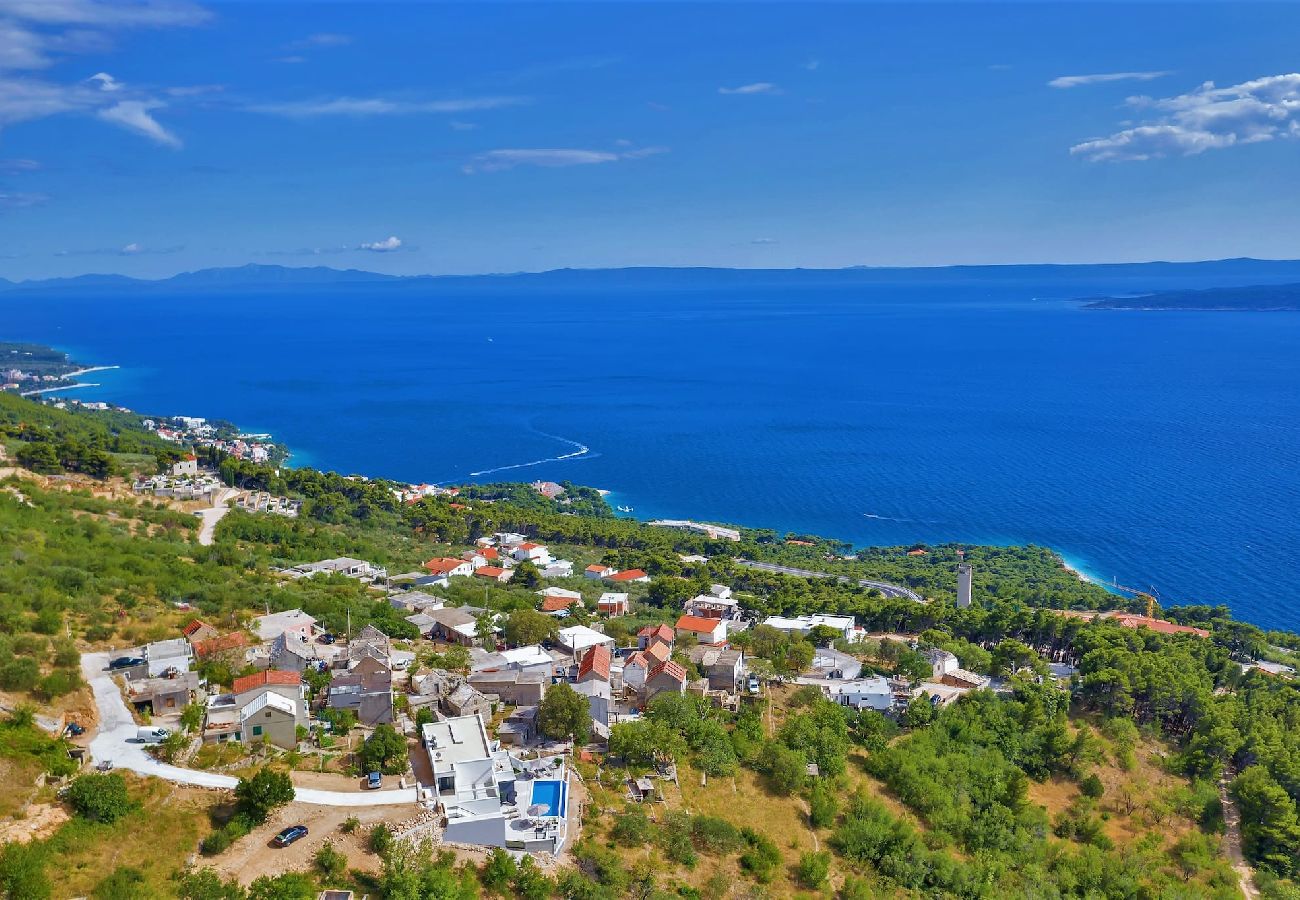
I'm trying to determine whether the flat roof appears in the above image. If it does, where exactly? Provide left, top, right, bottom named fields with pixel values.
left=422, top=714, right=493, bottom=766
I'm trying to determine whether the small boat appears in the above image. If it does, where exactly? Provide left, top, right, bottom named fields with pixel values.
left=617, top=505, right=634, bottom=513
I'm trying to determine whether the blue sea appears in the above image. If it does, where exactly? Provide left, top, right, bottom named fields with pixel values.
left=6, top=272, right=1300, bottom=631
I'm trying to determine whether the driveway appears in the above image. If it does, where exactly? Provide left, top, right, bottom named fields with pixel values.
left=81, top=651, right=418, bottom=807
left=195, top=488, right=240, bottom=546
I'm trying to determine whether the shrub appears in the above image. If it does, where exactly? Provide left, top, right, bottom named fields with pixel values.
left=368, top=823, right=394, bottom=856
left=738, top=827, right=780, bottom=883
left=795, top=851, right=831, bottom=888
left=480, top=847, right=518, bottom=893
left=234, top=768, right=294, bottom=824
left=809, top=780, right=839, bottom=828
left=691, top=815, right=743, bottom=854
left=659, top=811, right=698, bottom=867
left=340, top=815, right=360, bottom=834
left=312, top=842, right=347, bottom=880
left=91, top=866, right=147, bottom=900
left=610, top=804, right=650, bottom=847
left=66, top=772, right=133, bottom=823
left=1080, top=773, right=1105, bottom=799
left=358, top=723, right=407, bottom=775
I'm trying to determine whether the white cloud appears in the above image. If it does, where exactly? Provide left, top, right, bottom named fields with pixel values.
left=88, top=71, right=121, bottom=91
left=1049, top=71, right=1172, bottom=89
left=359, top=235, right=402, bottom=252
left=463, top=146, right=667, bottom=174
left=248, top=95, right=526, bottom=117
left=120, top=241, right=141, bottom=253
left=0, top=0, right=210, bottom=27
left=751, top=237, right=777, bottom=245
left=0, top=189, right=46, bottom=208
left=803, top=60, right=820, bottom=71
left=0, top=156, right=38, bottom=172
left=718, top=82, right=778, bottom=95
left=96, top=98, right=180, bottom=147
left=273, top=55, right=305, bottom=65
left=288, top=32, right=351, bottom=49
left=448, top=120, right=477, bottom=131
left=1070, top=73, right=1300, bottom=161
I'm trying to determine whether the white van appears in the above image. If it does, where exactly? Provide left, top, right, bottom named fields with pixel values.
left=135, top=726, right=169, bottom=743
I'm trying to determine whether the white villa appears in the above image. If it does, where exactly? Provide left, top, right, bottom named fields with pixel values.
left=422, top=714, right=571, bottom=854
left=762, top=613, right=861, bottom=642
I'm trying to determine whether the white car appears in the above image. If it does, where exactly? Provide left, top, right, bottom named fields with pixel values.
left=746, top=675, right=761, bottom=695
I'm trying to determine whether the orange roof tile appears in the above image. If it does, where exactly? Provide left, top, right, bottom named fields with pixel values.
left=424, top=557, right=466, bottom=575
left=578, top=644, right=612, bottom=681
left=192, top=632, right=249, bottom=657
left=475, top=566, right=507, bottom=578
left=585, top=564, right=609, bottom=573
left=649, top=660, right=687, bottom=684
left=608, top=569, right=648, bottom=582
left=644, top=641, right=671, bottom=664
left=541, top=595, right=577, bottom=612
left=181, top=619, right=211, bottom=637
left=675, top=614, right=721, bottom=635
left=232, top=669, right=301, bottom=694
left=638, top=623, right=674, bottom=642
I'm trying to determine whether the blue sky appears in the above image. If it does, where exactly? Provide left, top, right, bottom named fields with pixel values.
left=3, top=1, right=1300, bottom=279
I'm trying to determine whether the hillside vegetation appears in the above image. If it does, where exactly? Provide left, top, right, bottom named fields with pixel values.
left=0, top=391, right=1297, bottom=899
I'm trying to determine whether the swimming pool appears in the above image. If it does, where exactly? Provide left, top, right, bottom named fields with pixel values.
left=531, top=779, right=565, bottom=818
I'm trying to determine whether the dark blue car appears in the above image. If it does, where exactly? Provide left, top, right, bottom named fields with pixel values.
left=272, top=825, right=308, bottom=847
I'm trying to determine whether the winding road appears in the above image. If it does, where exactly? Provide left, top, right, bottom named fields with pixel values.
left=736, top=559, right=924, bottom=602
left=81, top=651, right=418, bottom=807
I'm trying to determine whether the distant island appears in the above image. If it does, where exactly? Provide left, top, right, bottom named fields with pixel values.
left=1081, top=281, right=1300, bottom=311
left=12, top=256, right=1300, bottom=295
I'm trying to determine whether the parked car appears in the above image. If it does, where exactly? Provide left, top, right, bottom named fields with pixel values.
left=318, top=633, right=336, bottom=645
left=108, top=656, right=144, bottom=670
left=273, top=825, right=309, bottom=847
left=746, top=675, right=761, bottom=695
left=135, top=726, right=169, bottom=743
left=95, top=759, right=114, bottom=772
left=366, top=771, right=382, bottom=790
left=64, top=722, right=85, bottom=737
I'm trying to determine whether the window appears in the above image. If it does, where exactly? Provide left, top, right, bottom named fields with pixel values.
left=252, top=725, right=263, bottom=736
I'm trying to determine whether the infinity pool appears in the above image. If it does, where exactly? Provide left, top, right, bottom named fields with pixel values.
left=531, top=779, right=565, bottom=818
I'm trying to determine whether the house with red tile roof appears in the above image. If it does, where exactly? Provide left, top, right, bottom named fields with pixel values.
left=182, top=619, right=219, bottom=643
left=191, top=631, right=250, bottom=659
left=474, top=566, right=514, bottom=583
left=623, top=651, right=652, bottom=692
left=425, top=557, right=474, bottom=578
left=512, top=542, right=552, bottom=565
left=606, top=568, right=650, bottom=583
left=541, top=595, right=580, bottom=613
left=232, top=669, right=302, bottom=696
left=577, top=644, right=612, bottom=683
left=645, top=660, right=688, bottom=700
left=1106, top=613, right=1209, bottom=638
left=675, top=614, right=727, bottom=645
left=585, top=564, right=615, bottom=580
left=637, top=623, right=675, bottom=651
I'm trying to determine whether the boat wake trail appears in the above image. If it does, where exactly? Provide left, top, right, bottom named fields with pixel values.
left=467, top=431, right=594, bottom=477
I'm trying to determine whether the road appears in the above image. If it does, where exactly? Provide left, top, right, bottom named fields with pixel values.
left=81, top=651, right=418, bottom=807
left=736, top=559, right=924, bottom=602
left=196, top=488, right=240, bottom=546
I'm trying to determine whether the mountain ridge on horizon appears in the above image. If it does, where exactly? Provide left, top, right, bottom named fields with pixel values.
left=7, top=256, right=1300, bottom=294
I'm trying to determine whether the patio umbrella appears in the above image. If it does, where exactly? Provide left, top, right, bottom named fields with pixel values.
left=527, top=803, right=548, bottom=818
